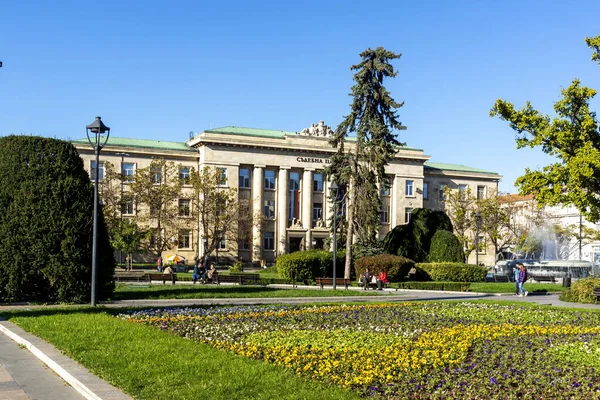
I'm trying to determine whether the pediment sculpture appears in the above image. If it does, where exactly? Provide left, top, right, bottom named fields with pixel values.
left=298, top=120, right=334, bottom=137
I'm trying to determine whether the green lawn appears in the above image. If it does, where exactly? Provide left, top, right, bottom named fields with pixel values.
left=1, top=308, right=358, bottom=400
left=112, top=284, right=388, bottom=300
left=468, top=282, right=565, bottom=293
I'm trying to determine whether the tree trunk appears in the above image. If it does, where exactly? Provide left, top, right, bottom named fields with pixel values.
left=344, top=176, right=355, bottom=279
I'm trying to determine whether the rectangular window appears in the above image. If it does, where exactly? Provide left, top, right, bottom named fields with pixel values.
left=405, top=207, right=413, bottom=224
left=405, top=180, right=414, bottom=197
left=380, top=205, right=390, bottom=223
left=423, top=182, right=429, bottom=199
left=263, top=200, right=275, bottom=219
left=288, top=172, right=300, bottom=220
left=239, top=168, right=250, bottom=188
left=217, top=236, right=226, bottom=250
left=217, top=167, right=227, bottom=185
left=149, top=230, right=158, bottom=248
left=179, top=230, right=191, bottom=249
left=122, top=196, right=134, bottom=215
left=458, top=184, right=468, bottom=198
left=178, top=199, right=190, bottom=217
left=380, top=176, right=391, bottom=196
left=264, top=232, right=274, bottom=250
left=179, top=167, right=190, bottom=183
left=239, top=238, right=250, bottom=250
left=477, top=185, right=486, bottom=200
left=477, top=235, right=486, bottom=254
left=122, top=162, right=135, bottom=181
left=151, top=167, right=162, bottom=184
left=313, top=173, right=323, bottom=192
left=439, top=185, right=446, bottom=200
left=264, top=170, right=276, bottom=189
left=90, top=161, right=104, bottom=181
left=313, top=202, right=323, bottom=221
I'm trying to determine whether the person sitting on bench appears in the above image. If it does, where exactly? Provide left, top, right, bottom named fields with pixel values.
left=360, top=268, right=373, bottom=290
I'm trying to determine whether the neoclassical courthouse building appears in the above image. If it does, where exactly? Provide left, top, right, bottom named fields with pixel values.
left=73, top=121, right=501, bottom=266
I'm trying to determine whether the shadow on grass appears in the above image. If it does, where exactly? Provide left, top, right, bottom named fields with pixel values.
left=113, top=285, right=287, bottom=300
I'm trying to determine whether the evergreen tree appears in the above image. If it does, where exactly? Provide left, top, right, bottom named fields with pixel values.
left=0, top=136, right=114, bottom=303
left=327, top=47, right=406, bottom=279
left=428, top=230, right=465, bottom=263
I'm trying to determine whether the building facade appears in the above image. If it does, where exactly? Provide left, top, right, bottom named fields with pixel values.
left=74, top=121, right=501, bottom=266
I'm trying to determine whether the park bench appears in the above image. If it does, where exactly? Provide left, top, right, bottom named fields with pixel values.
left=215, top=273, right=262, bottom=285
left=594, top=287, right=600, bottom=304
left=146, top=273, right=177, bottom=285
left=531, top=275, right=556, bottom=283
left=316, top=277, right=351, bottom=290
left=494, top=275, right=510, bottom=283
left=113, top=271, right=146, bottom=282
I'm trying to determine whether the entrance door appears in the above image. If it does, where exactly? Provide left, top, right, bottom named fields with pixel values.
left=289, top=237, right=303, bottom=253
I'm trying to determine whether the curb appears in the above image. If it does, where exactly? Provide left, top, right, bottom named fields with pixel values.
left=0, top=322, right=102, bottom=400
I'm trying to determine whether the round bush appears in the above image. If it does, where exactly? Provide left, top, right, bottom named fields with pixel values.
left=354, top=254, right=415, bottom=282
left=560, top=277, right=600, bottom=303
left=428, top=230, right=464, bottom=262
left=0, top=136, right=115, bottom=303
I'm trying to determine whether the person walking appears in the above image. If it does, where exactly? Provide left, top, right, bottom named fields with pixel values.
left=518, top=263, right=528, bottom=297
left=157, top=256, right=163, bottom=273
left=512, top=262, right=520, bottom=296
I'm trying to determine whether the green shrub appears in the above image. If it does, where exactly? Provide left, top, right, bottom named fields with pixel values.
left=354, top=254, right=414, bottom=282
left=428, top=230, right=464, bottom=262
left=229, top=260, right=244, bottom=273
left=398, top=281, right=471, bottom=291
left=383, top=208, right=453, bottom=262
left=416, top=262, right=486, bottom=282
left=276, top=250, right=344, bottom=281
left=0, top=136, right=115, bottom=303
left=352, top=240, right=385, bottom=260
left=559, top=277, right=600, bottom=303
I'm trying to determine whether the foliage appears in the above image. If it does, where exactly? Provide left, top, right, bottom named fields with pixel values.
left=276, top=250, right=345, bottom=281
left=428, top=230, right=464, bottom=262
left=129, top=159, right=186, bottom=258
left=586, top=35, right=600, bottom=64
left=122, top=302, right=600, bottom=398
left=326, top=47, right=406, bottom=279
left=478, top=190, right=517, bottom=257
left=354, top=254, right=415, bottom=282
left=416, top=262, right=487, bottom=282
left=110, top=219, right=147, bottom=270
left=398, top=281, right=470, bottom=291
left=190, top=166, right=254, bottom=258
left=352, top=239, right=385, bottom=260
left=229, top=260, right=243, bottom=273
left=490, top=36, right=600, bottom=222
left=5, top=310, right=356, bottom=400
left=0, top=135, right=114, bottom=303
left=383, top=208, right=453, bottom=262
left=442, top=186, right=475, bottom=260
left=560, top=276, right=600, bottom=303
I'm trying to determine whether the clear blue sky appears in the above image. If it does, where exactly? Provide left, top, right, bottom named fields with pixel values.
left=1, top=0, right=599, bottom=193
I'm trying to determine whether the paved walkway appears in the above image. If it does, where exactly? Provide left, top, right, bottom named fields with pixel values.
left=0, top=287, right=599, bottom=399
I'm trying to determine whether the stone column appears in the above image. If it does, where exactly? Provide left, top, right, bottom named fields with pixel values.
left=277, top=167, right=289, bottom=256
left=302, top=169, right=313, bottom=250
left=252, top=165, right=264, bottom=263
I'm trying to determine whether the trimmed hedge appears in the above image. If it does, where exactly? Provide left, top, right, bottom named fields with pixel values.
left=354, top=254, right=415, bottom=282
left=559, top=277, right=600, bottom=303
left=276, top=250, right=345, bottom=281
left=398, top=281, right=471, bottom=291
left=415, top=262, right=486, bottom=282
left=428, top=230, right=464, bottom=262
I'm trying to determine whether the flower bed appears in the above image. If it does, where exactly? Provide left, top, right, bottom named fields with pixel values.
left=119, top=303, right=600, bottom=399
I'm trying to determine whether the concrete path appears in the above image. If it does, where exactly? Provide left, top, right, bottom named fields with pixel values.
left=0, top=287, right=598, bottom=399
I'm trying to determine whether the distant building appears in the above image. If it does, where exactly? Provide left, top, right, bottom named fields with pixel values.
left=73, top=122, right=501, bottom=265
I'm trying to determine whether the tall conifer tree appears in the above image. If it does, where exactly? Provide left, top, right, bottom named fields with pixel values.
left=327, top=47, right=406, bottom=278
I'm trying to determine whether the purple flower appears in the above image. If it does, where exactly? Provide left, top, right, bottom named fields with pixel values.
left=490, top=377, right=498, bottom=385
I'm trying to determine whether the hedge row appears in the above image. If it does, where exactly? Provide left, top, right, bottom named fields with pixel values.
left=559, top=277, right=600, bottom=303
left=276, top=250, right=345, bottom=281
left=415, top=262, right=487, bottom=282
left=354, top=254, right=414, bottom=282
left=398, top=281, right=471, bottom=291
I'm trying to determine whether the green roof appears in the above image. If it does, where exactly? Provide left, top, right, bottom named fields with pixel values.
left=424, top=162, right=499, bottom=175
left=71, top=137, right=195, bottom=152
left=204, top=126, right=294, bottom=139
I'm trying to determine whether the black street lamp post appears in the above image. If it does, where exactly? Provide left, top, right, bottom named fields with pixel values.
left=86, top=116, right=110, bottom=307
left=330, top=182, right=339, bottom=290
left=474, top=211, right=482, bottom=267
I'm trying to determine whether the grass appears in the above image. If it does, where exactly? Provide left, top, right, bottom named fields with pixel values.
left=112, top=284, right=389, bottom=300
left=0, top=308, right=358, bottom=400
left=468, top=282, right=565, bottom=293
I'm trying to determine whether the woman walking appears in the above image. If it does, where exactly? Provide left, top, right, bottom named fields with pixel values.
left=517, top=262, right=528, bottom=297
